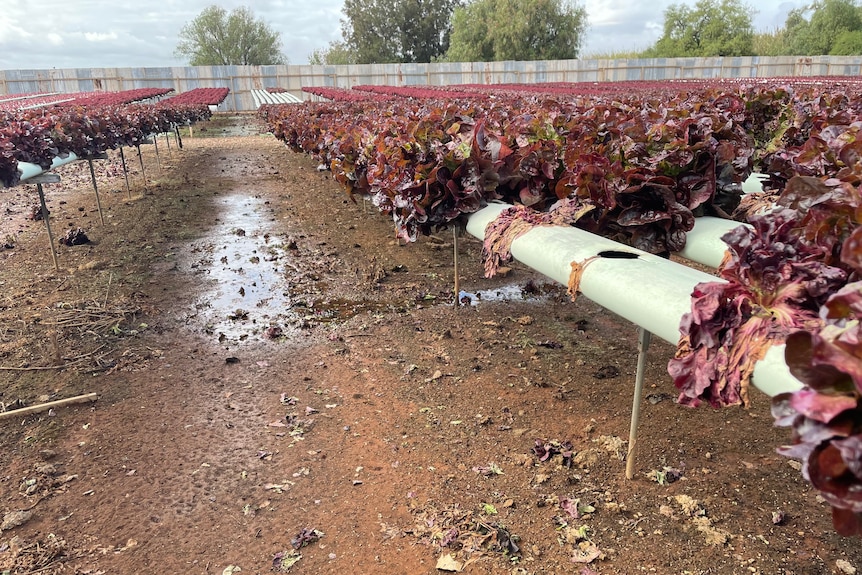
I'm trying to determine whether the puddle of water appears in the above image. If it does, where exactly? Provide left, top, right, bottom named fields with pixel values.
left=186, top=192, right=564, bottom=343
left=191, top=115, right=266, bottom=138
left=192, top=194, right=291, bottom=341
left=459, top=280, right=564, bottom=305
left=189, top=194, right=402, bottom=343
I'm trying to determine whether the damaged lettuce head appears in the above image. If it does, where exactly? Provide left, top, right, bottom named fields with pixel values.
left=670, top=176, right=861, bottom=408
left=773, top=280, right=862, bottom=537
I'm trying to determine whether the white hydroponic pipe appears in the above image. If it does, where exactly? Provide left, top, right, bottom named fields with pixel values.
left=14, top=136, right=160, bottom=187
left=466, top=202, right=802, bottom=397
left=742, top=172, right=769, bottom=194
left=677, top=216, right=747, bottom=269
left=17, top=152, right=80, bottom=183
left=0, top=92, right=60, bottom=104
left=677, top=172, right=768, bottom=268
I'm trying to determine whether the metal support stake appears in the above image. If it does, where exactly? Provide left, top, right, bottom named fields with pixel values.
left=136, top=145, right=148, bottom=192
left=626, top=327, right=652, bottom=480
left=175, top=125, right=183, bottom=149
left=153, top=133, right=162, bottom=174
left=119, top=147, right=131, bottom=198
left=36, top=181, right=59, bottom=271
left=164, top=131, right=172, bottom=158
left=453, top=225, right=460, bottom=306
left=87, top=159, right=105, bottom=225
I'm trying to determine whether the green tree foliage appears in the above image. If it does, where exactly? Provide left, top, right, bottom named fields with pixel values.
left=831, top=29, right=862, bottom=54
left=643, top=0, right=755, bottom=57
left=340, top=0, right=459, bottom=64
left=752, top=29, right=790, bottom=56
left=175, top=5, right=287, bottom=65
left=784, top=0, right=862, bottom=55
left=308, top=41, right=355, bottom=65
left=445, top=0, right=587, bottom=62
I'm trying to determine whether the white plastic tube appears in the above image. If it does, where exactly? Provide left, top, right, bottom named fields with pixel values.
left=676, top=172, right=768, bottom=268
left=466, top=202, right=803, bottom=396
left=677, top=216, right=748, bottom=269
left=17, top=152, right=80, bottom=183
left=742, top=172, right=769, bottom=194
left=252, top=89, right=302, bottom=108
left=467, top=203, right=713, bottom=344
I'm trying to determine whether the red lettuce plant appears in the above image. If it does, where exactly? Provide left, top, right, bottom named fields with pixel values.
left=0, top=99, right=215, bottom=187
left=261, top=87, right=756, bottom=253
left=670, top=176, right=856, bottom=408
left=773, top=229, right=862, bottom=536
left=159, top=88, right=229, bottom=107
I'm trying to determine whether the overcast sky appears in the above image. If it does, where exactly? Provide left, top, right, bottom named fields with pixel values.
left=0, top=0, right=805, bottom=71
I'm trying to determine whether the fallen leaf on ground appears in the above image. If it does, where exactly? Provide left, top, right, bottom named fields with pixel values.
left=560, top=498, right=595, bottom=520
left=272, top=550, right=302, bottom=571
left=592, top=365, right=619, bottom=379
left=291, top=527, right=324, bottom=549
left=571, top=542, right=602, bottom=564
left=472, top=463, right=503, bottom=476
left=436, top=553, right=463, bottom=572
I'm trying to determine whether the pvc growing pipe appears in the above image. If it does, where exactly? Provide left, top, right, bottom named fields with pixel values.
left=467, top=203, right=714, bottom=344
left=15, top=136, right=158, bottom=187
left=742, top=172, right=769, bottom=194
left=20, top=98, right=75, bottom=110
left=0, top=92, right=60, bottom=104
left=466, top=202, right=803, bottom=396
left=677, top=171, right=768, bottom=268
left=677, top=216, right=749, bottom=269
left=17, top=152, right=80, bottom=183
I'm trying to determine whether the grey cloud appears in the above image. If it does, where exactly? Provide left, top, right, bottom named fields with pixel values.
left=0, top=0, right=794, bottom=71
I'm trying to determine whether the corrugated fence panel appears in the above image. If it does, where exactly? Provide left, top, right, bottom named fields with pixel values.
left=3, top=56, right=862, bottom=111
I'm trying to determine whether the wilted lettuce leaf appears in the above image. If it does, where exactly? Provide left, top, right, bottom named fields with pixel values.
left=670, top=203, right=844, bottom=407
left=773, top=277, right=862, bottom=537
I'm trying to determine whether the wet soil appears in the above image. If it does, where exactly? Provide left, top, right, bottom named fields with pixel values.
left=1, top=114, right=860, bottom=575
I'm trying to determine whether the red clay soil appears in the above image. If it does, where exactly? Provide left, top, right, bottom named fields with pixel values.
left=0, top=114, right=860, bottom=575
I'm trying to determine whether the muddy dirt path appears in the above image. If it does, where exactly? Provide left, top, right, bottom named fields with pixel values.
left=1, top=118, right=861, bottom=575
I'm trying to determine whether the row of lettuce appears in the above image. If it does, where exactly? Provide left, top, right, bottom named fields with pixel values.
left=263, top=79, right=862, bottom=537
left=0, top=87, right=173, bottom=112
left=0, top=87, right=230, bottom=188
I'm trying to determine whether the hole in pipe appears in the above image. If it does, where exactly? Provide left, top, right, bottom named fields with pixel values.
left=597, top=250, right=639, bottom=259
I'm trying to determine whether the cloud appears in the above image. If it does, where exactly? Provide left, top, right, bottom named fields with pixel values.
left=84, top=32, right=119, bottom=43
left=0, top=8, right=32, bottom=44
left=0, top=0, right=800, bottom=71
left=581, top=0, right=668, bottom=55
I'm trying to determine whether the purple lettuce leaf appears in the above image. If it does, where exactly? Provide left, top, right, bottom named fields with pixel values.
left=774, top=277, right=862, bottom=537
left=671, top=205, right=841, bottom=407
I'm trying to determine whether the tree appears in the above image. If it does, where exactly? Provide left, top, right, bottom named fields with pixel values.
left=445, top=0, right=588, bottom=62
left=831, top=29, right=862, bottom=54
left=175, top=5, right=287, bottom=66
left=752, top=28, right=790, bottom=56
left=784, top=0, right=862, bottom=55
left=340, top=0, right=459, bottom=64
left=309, top=41, right=355, bottom=65
left=643, top=0, right=755, bottom=57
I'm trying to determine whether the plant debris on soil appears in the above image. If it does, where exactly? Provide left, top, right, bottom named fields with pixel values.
left=0, top=114, right=860, bottom=575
